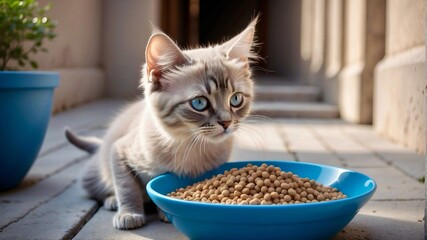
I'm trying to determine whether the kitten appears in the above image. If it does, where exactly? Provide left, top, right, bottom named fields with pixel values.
left=65, top=18, right=258, bottom=230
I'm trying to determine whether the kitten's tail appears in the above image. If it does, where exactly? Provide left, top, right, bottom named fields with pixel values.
left=65, top=127, right=102, bottom=154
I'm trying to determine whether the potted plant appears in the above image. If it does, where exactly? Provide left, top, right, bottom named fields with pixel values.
left=0, top=0, right=59, bottom=191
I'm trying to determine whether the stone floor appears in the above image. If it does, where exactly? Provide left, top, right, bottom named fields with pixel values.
left=0, top=99, right=424, bottom=240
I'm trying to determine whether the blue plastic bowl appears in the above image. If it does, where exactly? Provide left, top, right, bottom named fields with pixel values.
left=147, top=160, right=376, bottom=240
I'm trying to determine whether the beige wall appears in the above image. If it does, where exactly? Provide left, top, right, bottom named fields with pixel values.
left=374, top=0, right=426, bottom=153
left=34, top=0, right=160, bottom=111
left=102, top=0, right=160, bottom=99
left=36, top=0, right=105, bottom=112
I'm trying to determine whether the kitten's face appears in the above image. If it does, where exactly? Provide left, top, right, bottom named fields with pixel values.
left=151, top=54, right=253, bottom=141
left=143, top=20, right=257, bottom=142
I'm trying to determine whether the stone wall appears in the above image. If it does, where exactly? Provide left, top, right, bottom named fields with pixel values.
left=36, top=0, right=105, bottom=113
left=374, top=0, right=425, bottom=153
left=338, top=0, right=386, bottom=124
left=298, top=0, right=425, bottom=153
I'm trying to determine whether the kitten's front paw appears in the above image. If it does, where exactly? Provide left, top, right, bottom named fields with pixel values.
left=113, top=212, right=146, bottom=230
left=103, top=195, right=118, bottom=211
left=158, top=208, right=170, bottom=223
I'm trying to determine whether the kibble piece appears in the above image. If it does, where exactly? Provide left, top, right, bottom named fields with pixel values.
left=235, top=184, right=244, bottom=191
left=226, top=179, right=234, bottom=187
left=222, top=189, right=230, bottom=197
left=209, top=194, right=218, bottom=201
left=283, top=195, right=292, bottom=202
left=262, top=171, right=269, bottom=179
left=281, top=183, right=290, bottom=190
left=241, top=194, right=249, bottom=200
left=242, top=187, right=250, bottom=194
left=261, top=186, right=268, bottom=193
left=254, top=193, right=263, bottom=199
left=270, top=192, right=279, bottom=199
left=263, top=193, right=272, bottom=201
left=246, top=182, right=255, bottom=189
left=168, top=163, right=347, bottom=205
left=269, top=175, right=277, bottom=182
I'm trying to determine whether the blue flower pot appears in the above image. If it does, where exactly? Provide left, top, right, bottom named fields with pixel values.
left=0, top=71, right=59, bottom=191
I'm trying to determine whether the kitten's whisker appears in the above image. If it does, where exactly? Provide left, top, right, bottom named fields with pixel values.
left=246, top=114, right=273, bottom=122
left=203, top=135, right=208, bottom=152
left=235, top=124, right=264, bottom=149
left=195, top=134, right=204, bottom=157
left=237, top=124, right=264, bottom=139
left=182, top=133, right=200, bottom=164
left=173, top=132, right=199, bottom=164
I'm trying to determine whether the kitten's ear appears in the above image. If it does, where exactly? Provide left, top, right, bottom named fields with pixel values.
left=145, top=32, right=189, bottom=77
left=220, top=17, right=258, bottom=62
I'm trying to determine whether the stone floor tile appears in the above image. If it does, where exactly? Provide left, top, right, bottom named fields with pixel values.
left=0, top=182, right=97, bottom=240
left=231, top=148, right=295, bottom=162
left=334, top=200, right=424, bottom=240
left=342, top=125, right=425, bottom=179
left=0, top=160, right=88, bottom=230
left=296, top=152, right=344, bottom=167
left=74, top=208, right=186, bottom=240
left=351, top=167, right=424, bottom=200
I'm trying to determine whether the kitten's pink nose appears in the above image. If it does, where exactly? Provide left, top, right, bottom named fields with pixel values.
left=218, top=121, right=231, bottom=130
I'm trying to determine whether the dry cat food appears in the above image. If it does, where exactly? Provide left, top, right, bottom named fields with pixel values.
left=168, top=163, right=347, bottom=205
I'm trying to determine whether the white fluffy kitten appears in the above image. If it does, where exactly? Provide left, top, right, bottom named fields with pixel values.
left=66, top=18, right=258, bottom=230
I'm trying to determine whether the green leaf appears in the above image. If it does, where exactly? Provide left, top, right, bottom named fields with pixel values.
left=29, top=60, right=38, bottom=69
left=18, top=59, right=25, bottom=66
left=0, top=0, right=56, bottom=70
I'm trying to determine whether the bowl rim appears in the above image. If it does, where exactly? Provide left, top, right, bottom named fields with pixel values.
left=147, top=160, right=377, bottom=209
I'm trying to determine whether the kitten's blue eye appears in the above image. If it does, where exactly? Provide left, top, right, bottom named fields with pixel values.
left=190, top=96, right=209, bottom=111
left=230, top=93, right=243, bottom=107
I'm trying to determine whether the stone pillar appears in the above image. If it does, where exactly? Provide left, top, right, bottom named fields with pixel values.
left=323, top=0, right=344, bottom=105
left=310, top=0, right=326, bottom=87
left=300, top=0, right=326, bottom=86
left=36, top=0, right=105, bottom=113
left=374, top=0, right=425, bottom=153
left=300, top=0, right=314, bottom=84
left=102, top=0, right=160, bottom=99
left=338, top=0, right=386, bottom=124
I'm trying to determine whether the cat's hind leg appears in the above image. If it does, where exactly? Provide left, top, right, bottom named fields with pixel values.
left=104, top=195, right=118, bottom=211
left=82, top=158, right=115, bottom=208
